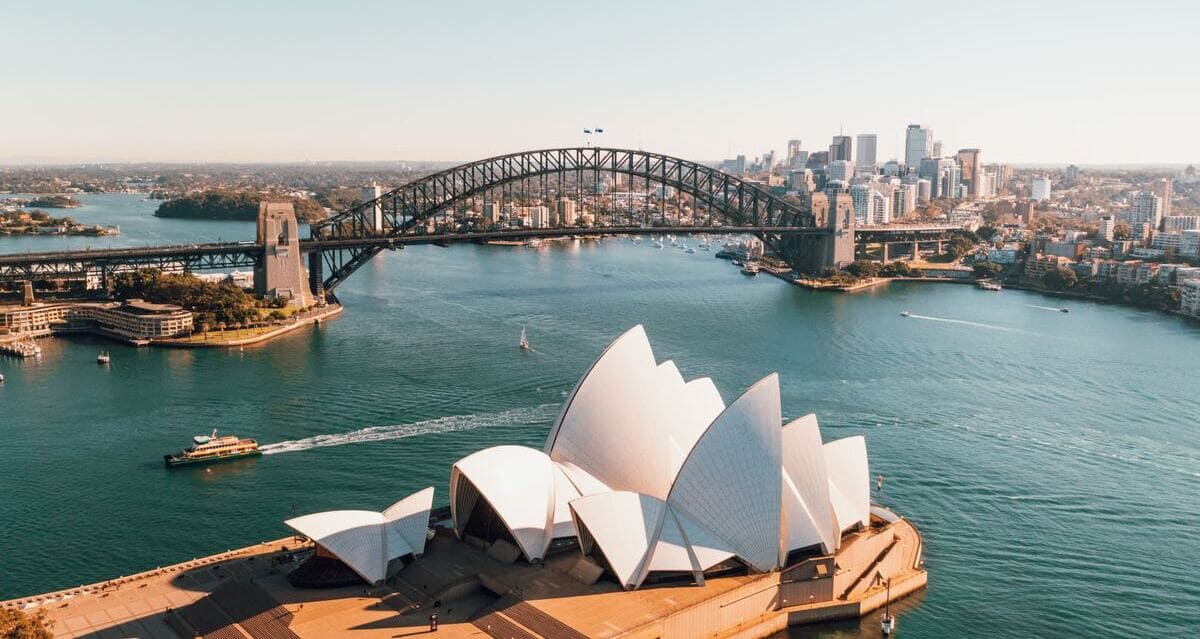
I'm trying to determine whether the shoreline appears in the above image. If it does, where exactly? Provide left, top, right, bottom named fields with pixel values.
left=153, top=303, right=343, bottom=348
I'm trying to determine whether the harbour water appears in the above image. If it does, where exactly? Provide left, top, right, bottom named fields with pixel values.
left=1, top=195, right=1197, bottom=637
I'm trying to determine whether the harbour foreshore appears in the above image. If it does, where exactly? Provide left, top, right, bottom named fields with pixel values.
left=2, top=514, right=926, bottom=639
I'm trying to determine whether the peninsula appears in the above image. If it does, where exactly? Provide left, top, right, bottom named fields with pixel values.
left=154, top=190, right=327, bottom=223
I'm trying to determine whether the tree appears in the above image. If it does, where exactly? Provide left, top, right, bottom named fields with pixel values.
left=1112, top=222, right=1132, bottom=241
left=1043, top=266, right=1077, bottom=291
left=0, top=608, right=54, bottom=639
left=845, top=260, right=881, bottom=278
left=973, top=261, right=1004, bottom=279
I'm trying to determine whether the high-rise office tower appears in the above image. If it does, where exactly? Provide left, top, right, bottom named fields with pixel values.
left=855, top=134, right=878, bottom=169
left=904, top=125, right=933, bottom=171
left=956, top=149, right=982, bottom=196
left=1151, top=178, right=1173, bottom=216
left=829, top=135, right=853, bottom=164
left=786, top=139, right=803, bottom=166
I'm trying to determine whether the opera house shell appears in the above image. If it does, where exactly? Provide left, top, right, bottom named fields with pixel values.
left=449, top=325, right=875, bottom=590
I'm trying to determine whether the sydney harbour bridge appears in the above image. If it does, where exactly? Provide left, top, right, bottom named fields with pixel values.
left=0, top=147, right=961, bottom=300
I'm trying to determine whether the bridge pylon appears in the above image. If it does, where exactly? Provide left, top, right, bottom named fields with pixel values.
left=254, top=202, right=314, bottom=307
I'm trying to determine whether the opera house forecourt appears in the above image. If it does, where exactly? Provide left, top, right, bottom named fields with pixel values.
left=5, top=326, right=925, bottom=639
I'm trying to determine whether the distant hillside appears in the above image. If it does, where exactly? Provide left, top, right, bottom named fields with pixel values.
left=154, top=190, right=326, bottom=223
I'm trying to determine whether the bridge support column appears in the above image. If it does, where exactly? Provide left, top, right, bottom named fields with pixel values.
left=308, top=251, right=326, bottom=306
left=254, top=202, right=313, bottom=308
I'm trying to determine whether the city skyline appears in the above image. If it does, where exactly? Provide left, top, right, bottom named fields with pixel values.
left=4, top=0, right=1198, bottom=165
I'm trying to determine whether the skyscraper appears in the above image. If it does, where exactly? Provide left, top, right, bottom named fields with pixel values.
left=956, top=149, right=982, bottom=197
left=829, top=135, right=853, bottom=164
left=904, top=125, right=932, bottom=171
left=1151, top=178, right=1173, bottom=216
left=786, top=139, right=803, bottom=166
left=855, top=134, right=878, bottom=170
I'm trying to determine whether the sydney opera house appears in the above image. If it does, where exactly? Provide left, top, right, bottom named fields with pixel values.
left=272, top=325, right=927, bottom=637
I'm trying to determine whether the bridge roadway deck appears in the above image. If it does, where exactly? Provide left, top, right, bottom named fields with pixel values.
left=0, top=223, right=962, bottom=266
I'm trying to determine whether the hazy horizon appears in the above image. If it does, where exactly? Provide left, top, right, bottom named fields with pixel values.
left=5, top=0, right=1197, bottom=165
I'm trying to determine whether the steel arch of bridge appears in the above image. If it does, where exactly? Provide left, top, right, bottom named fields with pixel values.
left=310, top=147, right=815, bottom=291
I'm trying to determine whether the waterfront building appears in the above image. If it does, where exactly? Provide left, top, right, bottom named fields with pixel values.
left=482, top=202, right=500, bottom=225
left=448, top=326, right=873, bottom=587
left=556, top=198, right=577, bottom=226
left=829, top=135, right=853, bottom=164
left=855, top=134, right=877, bottom=169
left=850, top=185, right=872, bottom=226
left=285, top=488, right=434, bottom=585
left=0, top=300, right=193, bottom=343
left=1151, top=178, right=1173, bottom=216
left=1181, top=229, right=1200, bottom=260
left=1182, top=280, right=1200, bottom=318
left=1150, top=232, right=1182, bottom=253
left=1031, top=177, right=1052, bottom=201
left=904, top=124, right=932, bottom=171
left=1025, top=254, right=1074, bottom=279
left=1128, top=192, right=1163, bottom=240
left=1163, top=216, right=1200, bottom=232
left=956, top=148, right=982, bottom=196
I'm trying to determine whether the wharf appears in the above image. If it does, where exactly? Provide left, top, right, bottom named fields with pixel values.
left=3, top=512, right=925, bottom=639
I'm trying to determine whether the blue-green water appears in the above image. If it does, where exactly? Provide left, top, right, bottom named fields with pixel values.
left=1, top=195, right=1197, bottom=637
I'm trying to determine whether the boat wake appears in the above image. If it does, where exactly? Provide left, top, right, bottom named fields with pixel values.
left=260, top=404, right=559, bottom=455
left=905, top=314, right=1014, bottom=332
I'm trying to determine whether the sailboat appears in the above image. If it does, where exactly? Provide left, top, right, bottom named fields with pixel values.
left=519, top=327, right=530, bottom=351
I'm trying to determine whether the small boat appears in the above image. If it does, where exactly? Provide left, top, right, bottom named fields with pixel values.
left=741, top=264, right=760, bottom=276
left=1060, top=307, right=1070, bottom=313
left=519, top=327, right=530, bottom=351
left=164, top=429, right=261, bottom=468
left=900, top=311, right=911, bottom=317
left=97, top=351, right=110, bottom=364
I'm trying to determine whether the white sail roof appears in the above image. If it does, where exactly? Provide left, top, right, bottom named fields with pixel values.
left=781, top=414, right=839, bottom=554
left=285, top=487, right=435, bottom=585
left=383, top=487, right=436, bottom=558
left=451, top=445, right=575, bottom=561
left=545, top=325, right=724, bottom=500
left=824, top=436, right=871, bottom=532
left=666, top=374, right=783, bottom=573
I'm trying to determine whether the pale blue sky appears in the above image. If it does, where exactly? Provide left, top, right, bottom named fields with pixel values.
left=2, top=0, right=1196, bottom=164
